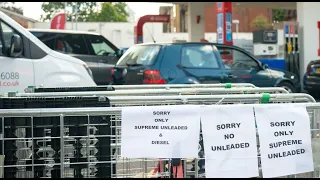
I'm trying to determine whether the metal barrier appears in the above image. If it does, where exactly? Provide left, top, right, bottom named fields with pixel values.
left=0, top=93, right=316, bottom=178
left=24, top=83, right=257, bottom=93
left=16, top=87, right=288, bottom=98
left=109, top=83, right=256, bottom=90
left=105, top=93, right=315, bottom=106
left=0, top=102, right=319, bottom=178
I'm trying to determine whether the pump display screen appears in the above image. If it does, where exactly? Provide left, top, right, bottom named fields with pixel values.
left=263, top=30, right=277, bottom=43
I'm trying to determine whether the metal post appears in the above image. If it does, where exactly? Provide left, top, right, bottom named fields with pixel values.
left=60, top=115, right=65, bottom=178
left=64, top=2, right=68, bottom=30
left=232, top=20, right=239, bottom=39
left=71, top=4, right=74, bottom=30
left=75, top=2, right=78, bottom=31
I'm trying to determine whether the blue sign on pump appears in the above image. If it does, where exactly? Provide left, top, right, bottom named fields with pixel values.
left=217, top=13, right=224, bottom=44
left=285, top=24, right=289, bottom=34
left=218, top=2, right=222, bottom=8
left=226, top=13, right=232, bottom=42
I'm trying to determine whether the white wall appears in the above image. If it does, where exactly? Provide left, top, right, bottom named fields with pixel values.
left=33, top=22, right=253, bottom=49
left=125, top=6, right=136, bottom=23
left=297, top=2, right=320, bottom=80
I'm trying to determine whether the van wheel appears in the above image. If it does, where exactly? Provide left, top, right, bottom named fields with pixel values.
left=278, top=82, right=295, bottom=93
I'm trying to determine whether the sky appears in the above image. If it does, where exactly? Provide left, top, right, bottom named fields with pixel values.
left=14, top=2, right=174, bottom=21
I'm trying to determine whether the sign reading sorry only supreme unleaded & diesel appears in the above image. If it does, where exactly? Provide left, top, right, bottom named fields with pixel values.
left=255, top=104, right=314, bottom=178
left=201, top=105, right=259, bottom=178
left=121, top=105, right=200, bottom=158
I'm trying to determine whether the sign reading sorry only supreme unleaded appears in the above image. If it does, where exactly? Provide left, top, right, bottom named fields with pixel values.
left=121, top=105, right=200, bottom=158
left=255, top=104, right=314, bottom=178
left=201, top=105, right=259, bottom=178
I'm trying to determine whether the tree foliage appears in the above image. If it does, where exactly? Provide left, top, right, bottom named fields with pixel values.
left=89, top=2, right=129, bottom=22
left=41, top=2, right=97, bottom=22
left=41, top=2, right=129, bottom=22
left=272, top=9, right=286, bottom=22
left=0, top=2, right=23, bottom=15
left=251, top=15, right=272, bottom=30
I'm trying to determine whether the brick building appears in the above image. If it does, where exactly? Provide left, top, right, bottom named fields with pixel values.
left=0, top=7, right=37, bottom=28
left=161, top=4, right=274, bottom=33
left=205, top=4, right=273, bottom=32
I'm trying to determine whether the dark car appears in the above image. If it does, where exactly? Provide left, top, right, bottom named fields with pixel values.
left=111, top=42, right=301, bottom=92
left=28, top=29, right=122, bottom=85
left=303, top=60, right=320, bottom=96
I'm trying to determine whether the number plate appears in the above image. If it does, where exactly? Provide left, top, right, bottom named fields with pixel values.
left=316, top=68, right=320, bottom=74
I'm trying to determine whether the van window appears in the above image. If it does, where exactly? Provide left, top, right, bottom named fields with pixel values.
left=86, top=35, right=116, bottom=56
left=55, top=34, right=89, bottom=54
left=0, top=22, right=23, bottom=56
left=116, top=45, right=161, bottom=66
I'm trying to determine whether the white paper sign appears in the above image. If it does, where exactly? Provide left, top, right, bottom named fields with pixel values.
left=255, top=104, right=314, bottom=178
left=201, top=105, right=259, bottom=178
left=121, top=105, right=200, bottom=158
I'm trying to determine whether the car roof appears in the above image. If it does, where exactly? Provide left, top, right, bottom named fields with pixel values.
left=135, top=42, right=238, bottom=48
left=27, top=28, right=101, bottom=36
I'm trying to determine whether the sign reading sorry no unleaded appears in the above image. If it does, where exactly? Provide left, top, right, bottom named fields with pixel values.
left=121, top=105, right=200, bottom=158
left=201, top=105, right=259, bottom=178
left=255, top=104, right=314, bottom=178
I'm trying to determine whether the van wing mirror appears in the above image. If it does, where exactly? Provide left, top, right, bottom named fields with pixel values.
left=8, top=34, right=23, bottom=58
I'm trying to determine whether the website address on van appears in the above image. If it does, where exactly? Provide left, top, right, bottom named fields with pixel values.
left=0, top=81, right=20, bottom=87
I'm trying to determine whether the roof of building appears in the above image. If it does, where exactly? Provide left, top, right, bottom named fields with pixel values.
left=0, top=7, right=38, bottom=22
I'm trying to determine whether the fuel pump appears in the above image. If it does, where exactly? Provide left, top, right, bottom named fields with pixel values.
left=253, top=30, right=282, bottom=68
left=253, top=23, right=300, bottom=76
left=283, top=22, right=299, bottom=76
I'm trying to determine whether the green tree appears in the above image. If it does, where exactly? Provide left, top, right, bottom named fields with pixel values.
left=251, top=15, right=272, bottom=30
left=40, top=2, right=97, bottom=22
left=272, top=9, right=286, bottom=22
left=89, top=2, right=129, bottom=22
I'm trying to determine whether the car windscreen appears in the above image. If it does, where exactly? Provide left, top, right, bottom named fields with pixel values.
left=116, top=45, right=162, bottom=66
left=85, top=35, right=118, bottom=56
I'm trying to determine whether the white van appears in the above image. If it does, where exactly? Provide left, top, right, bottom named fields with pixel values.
left=0, top=11, right=96, bottom=94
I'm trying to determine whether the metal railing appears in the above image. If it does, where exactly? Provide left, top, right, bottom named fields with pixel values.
left=109, top=83, right=256, bottom=90
left=24, top=83, right=257, bottom=93
left=0, top=103, right=319, bottom=178
left=0, top=83, right=315, bottom=178
left=105, top=93, right=315, bottom=106
left=16, top=87, right=289, bottom=98
left=0, top=92, right=317, bottom=178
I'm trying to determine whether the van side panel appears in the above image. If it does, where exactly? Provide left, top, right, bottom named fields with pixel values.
left=0, top=56, right=35, bottom=93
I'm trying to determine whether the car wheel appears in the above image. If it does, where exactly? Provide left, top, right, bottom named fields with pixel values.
left=278, top=82, right=295, bottom=93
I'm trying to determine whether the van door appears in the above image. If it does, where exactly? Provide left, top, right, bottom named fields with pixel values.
left=0, top=21, right=34, bottom=93
left=84, top=35, right=119, bottom=85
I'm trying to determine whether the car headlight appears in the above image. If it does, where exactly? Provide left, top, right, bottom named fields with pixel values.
left=83, top=64, right=93, bottom=79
